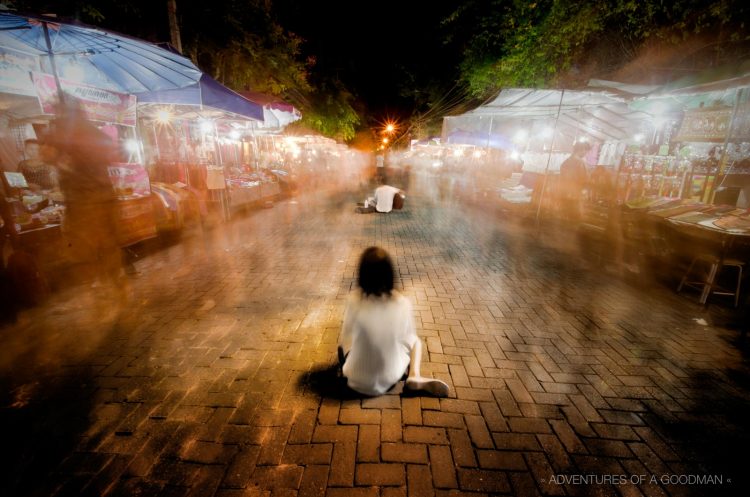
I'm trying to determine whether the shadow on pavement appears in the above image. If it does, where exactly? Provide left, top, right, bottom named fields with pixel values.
left=297, top=363, right=363, bottom=401
left=0, top=365, right=97, bottom=497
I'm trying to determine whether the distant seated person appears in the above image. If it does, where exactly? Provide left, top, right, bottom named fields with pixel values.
left=17, top=139, right=58, bottom=191
left=369, top=182, right=405, bottom=213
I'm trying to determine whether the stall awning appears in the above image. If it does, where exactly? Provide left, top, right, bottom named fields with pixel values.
left=136, top=74, right=264, bottom=122
left=445, top=88, right=652, bottom=144
left=238, top=90, right=301, bottom=130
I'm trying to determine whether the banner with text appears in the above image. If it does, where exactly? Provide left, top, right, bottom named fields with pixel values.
left=32, top=72, right=136, bottom=126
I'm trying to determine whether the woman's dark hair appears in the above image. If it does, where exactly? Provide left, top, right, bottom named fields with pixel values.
left=358, top=246, right=395, bottom=297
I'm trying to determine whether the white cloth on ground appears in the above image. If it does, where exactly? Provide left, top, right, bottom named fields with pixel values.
left=339, top=290, right=418, bottom=396
left=374, top=185, right=401, bottom=213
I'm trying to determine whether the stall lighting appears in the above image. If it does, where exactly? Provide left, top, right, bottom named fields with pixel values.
left=578, top=136, right=590, bottom=143
left=124, top=139, right=140, bottom=154
left=634, top=133, right=644, bottom=143
left=453, top=148, right=464, bottom=157
left=650, top=101, right=669, bottom=116
left=229, top=130, right=241, bottom=140
left=510, top=150, right=520, bottom=160
left=541, top=127, right=554, bottom=138
left=156, top=109, right=172, bottom=124
left=472, top=150, right=482, bottom=158
left=200, top=120, right=214, bottom=134
left=513, top=129, right=528, bottom=143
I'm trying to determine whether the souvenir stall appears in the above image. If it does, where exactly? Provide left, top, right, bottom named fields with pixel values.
left=617, top=75, right=750, bottom=303
left=136, top=74, right=266, bottom=221
left=442, top=88, right=652, bottom=220
left=1, top=71, right=158, bottom=264
left=0, top=11, right=203, bottom=302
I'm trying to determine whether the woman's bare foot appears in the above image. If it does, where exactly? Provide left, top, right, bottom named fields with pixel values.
left=404, top=377, right=450, bottom=397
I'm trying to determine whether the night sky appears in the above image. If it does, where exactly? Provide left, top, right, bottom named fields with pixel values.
left=274, top=0, right=462, bottom=122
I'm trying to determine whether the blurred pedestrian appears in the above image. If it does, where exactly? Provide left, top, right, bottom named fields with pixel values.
left=558, top=141, right=591, bottom=223
left=338, top=246, right=449, bottom=397
left=42, top=104, right=123, bottom=291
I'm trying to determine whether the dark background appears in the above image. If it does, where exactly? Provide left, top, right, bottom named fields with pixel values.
left=274, top=0, right=463, bottom=121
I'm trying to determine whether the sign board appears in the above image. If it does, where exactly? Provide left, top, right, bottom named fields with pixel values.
left=675, top=108, right=731, bottom=142
left=32, top=72, right=136, bottom=126
left=206, top=166, right=227, bottom=190
left=3, top=171, right=29, bottom=189
left=0, top=47, right=39, bottom=97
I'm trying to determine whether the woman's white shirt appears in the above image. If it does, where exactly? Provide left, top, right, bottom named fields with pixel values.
left=340, top=291, right=418, bottom=396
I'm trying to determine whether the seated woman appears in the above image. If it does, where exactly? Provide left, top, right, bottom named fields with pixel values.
left=339, top=246, right=450, bottom=397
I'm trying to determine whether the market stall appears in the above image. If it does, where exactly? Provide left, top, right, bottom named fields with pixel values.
left=442, top=87, right=653, bottom=222
left=1, top=11, right=203, bottom=300
left=136, top=74, right=273, bottom=218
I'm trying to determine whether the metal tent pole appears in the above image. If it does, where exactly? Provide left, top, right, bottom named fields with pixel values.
left=42, top=21, right=66, bottom=105
left=708, top=87, right=744, bottom=203
left=535, top=89, right=566, bottom=224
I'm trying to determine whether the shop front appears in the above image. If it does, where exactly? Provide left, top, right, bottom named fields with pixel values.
left=0, top=72, right=158, bottom=301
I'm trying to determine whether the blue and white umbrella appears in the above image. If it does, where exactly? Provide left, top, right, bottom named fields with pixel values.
left=0, top=11, right=202, bottom=97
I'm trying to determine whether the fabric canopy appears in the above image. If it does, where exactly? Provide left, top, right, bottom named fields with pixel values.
left=238, top=90, right=301, bottom=130
left=0, top=12, right=202, bottom=94
left=136, top=74, right=264, bottom=121
left=454, top=88, right=652, bottom=141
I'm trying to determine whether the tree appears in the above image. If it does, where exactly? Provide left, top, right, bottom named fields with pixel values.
left=290, top=78, right=360, bottom=142
left=446, top=0, right=750, bottom=98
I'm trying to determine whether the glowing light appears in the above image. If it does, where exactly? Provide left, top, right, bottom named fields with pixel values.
left=651, top=101, right=669, bottom=116
left=432, top=160, right=442, bottom=168
left=472, top=150, right=482, bottom=158
left=510, top=150, right=520, bottom=160
left=634, top=133, right=644, bottom=143
left=578, top=136, right=590, bottom=143
left=229, top=130, right=241, bottom=140
left=386, top=124, right=395, bottom=133
left=513, top=129, right=528, bottom=143
left=156, top=109, right=172, bottom=124
left=382, top=138, right=389, bottom=144
left=541, top=127, right=554, bottom=138
left=124, top=139, right=139, bottom=154
left=453, top=148, right=464, bottom=157
left=200, top=120, right=214, bottom=134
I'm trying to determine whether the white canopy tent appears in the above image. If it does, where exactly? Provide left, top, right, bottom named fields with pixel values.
left=444, top=88, right=654, bottom=147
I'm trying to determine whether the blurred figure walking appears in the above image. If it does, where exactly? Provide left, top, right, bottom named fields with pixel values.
left=43, top=104, right=123, bottom=293
left=558, top=141, right=591, bottom=224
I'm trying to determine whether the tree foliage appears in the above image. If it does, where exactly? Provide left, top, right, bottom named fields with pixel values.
left=293, top=79, right=360, bottom=142
left=447, top=0, right=750, bottom=98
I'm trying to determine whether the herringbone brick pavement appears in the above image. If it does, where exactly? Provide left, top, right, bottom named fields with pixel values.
left=1, top=177, right=749, bottom=497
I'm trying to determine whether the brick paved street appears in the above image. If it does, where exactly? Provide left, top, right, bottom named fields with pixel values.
left=2, top=177, right=750, bottom=497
